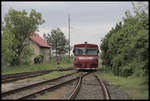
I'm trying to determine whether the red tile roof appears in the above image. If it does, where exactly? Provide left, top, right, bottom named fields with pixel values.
left=30, top=34, right=51, bottom=48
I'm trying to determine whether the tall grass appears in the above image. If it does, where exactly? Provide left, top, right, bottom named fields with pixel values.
left=98, top=59, right=148, bottom=99
left=2, top=58, right=73, bottom=75
left=98, top=70, right=148, bottom=99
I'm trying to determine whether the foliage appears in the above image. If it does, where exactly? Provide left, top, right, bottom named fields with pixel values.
left=99, top=71, right=149, bottom=99
left=34, top=55, right=44, bottom=64
left=2, top=8, right=45, bottom=66
left=100, top=2, right=148, bottom=79
left=2, top=59, right=73, bottom=75
left=43, top=28, right=70, bottom=60
left=20, top=46, right=34, bottom=65
left=2, top=26, right=15, bottom=66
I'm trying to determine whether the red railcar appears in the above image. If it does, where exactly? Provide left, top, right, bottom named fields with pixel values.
left=73, top=42, right=99, bottom=70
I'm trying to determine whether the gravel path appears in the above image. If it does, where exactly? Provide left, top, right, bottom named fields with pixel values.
left=75, top=73, right=104, bottom=99
left=103, top=80, right=129, bottom=99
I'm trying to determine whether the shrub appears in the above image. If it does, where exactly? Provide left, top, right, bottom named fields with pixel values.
left=100, top=3, right=148, bottom=78
left=21, top=46, right=34, bottom=65
left=121, top=65, right=133, bottom=78
left=34, top=55, right=44, bottom=64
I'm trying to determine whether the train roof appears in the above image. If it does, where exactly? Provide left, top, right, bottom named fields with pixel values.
left=74, top=43, right=98, bottom=48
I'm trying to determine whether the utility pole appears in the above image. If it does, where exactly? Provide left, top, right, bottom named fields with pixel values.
left=68, top=14, right=70, bottom=60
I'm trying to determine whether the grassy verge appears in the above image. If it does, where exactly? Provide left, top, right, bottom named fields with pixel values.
left=97, top=70, right=148, bottom=99
left=17, top=70, right=76, bottom=83
left=2, top=60, right=73, bottom=75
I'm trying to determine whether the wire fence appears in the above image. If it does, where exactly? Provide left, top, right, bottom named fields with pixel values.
left=50, top=55, right=73, bottom=63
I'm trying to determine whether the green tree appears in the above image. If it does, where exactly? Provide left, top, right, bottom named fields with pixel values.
left=2, top=8, right=45, bottom=66
left=2, top=23, right=15, bottom=66
left=43, top=28, right=70, bottom=62
left=100, top=2, right=148, bottom=78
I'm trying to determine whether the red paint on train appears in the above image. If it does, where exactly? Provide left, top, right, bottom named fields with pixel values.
left=73, top=42, right=99, bottom=69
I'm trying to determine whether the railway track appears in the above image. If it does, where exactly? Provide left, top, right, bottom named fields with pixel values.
left=2, top=67, right=74, bottom=83
left=94, top=73, right=111, bottom=100
left=2, top=71, right=88, bottom=100
left=2, top=70, right=110, bottom=100
left=67, top=72, right=111, bottom=100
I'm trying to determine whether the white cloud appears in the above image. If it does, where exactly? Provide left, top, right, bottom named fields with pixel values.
left=70, top=23, right=115, bottom=46
left=37, top=23, right=115, bottom=47
left=2, top=1, right=140, bottom=48
left=35, top=27, right=50, bottom=39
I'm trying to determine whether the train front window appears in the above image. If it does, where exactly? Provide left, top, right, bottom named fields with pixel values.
left=86, top=48, right=98, bottom=56
left=74, top=47, right=86, bottom=55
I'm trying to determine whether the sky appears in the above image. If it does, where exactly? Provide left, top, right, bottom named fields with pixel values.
left=2, top=1, right=141, bottom=48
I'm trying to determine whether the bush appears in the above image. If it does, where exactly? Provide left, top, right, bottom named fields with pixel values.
left=21, top=46, right=34, bottom=65
left=100, top=3, right=148, bottom=78
left=34, top=55, right=44, bottom=64
left=121, top=65, right=133, bottom=78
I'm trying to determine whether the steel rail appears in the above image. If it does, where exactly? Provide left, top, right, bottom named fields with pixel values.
left=2, top=70, right=52, bottom=79
left=67, top=72, right=111, bottom=100
left=67, top=72, right=92, bottom=99
left=20, top=72, right=89, bottom=100
left=19, top=77, right=79, bottom=100
left=2, top=67, right=74, bottom=83
left=68, top=76, right=82, bottom=99
left=2, top=67, right=74, bottom=79
left=2, top=72, right=77, bottom=98
left=94, top=73, right=111, bottom=100
left=2, top=71, right=51, bottom=83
